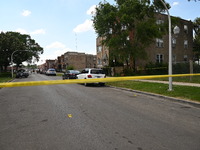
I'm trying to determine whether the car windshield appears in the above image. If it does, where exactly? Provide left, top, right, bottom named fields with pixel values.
left=91, top=69, right=104, bottom=74
left=17, top=69, right=25, bottom=72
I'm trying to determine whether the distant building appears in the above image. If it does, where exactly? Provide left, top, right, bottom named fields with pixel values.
left=46, top=59, right=56, bottom=69
left=63, top=52, right=96, bottom=70
left=39, top=52, right=97, bottom=72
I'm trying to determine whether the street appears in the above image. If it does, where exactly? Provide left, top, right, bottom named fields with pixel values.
left=0, top=74, right=200, bottom=150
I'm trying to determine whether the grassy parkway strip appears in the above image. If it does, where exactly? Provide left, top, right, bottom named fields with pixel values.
left=0, top=73, right=200, bottom=88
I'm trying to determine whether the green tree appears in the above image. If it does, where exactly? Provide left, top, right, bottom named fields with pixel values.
left=67, top=65, right=74, bottom=70
left=193, top=17, right=200, bottom=64
left=0, top=31, right=43, bottom=71
left=93, top=0, right=169, bottom=71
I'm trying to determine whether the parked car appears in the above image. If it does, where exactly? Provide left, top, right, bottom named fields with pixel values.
left=62, top=70, right=80, bottom=80
left=77, top=68, right=106, bottom=86
left=16, top=69, right=29, bottom=78
left=46, top=68, right=56, bottom=76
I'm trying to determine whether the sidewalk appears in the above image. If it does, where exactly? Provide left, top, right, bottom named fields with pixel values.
left=136, top=80, right=200, bottom=87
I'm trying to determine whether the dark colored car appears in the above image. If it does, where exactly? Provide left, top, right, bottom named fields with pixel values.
left=62, top=70, right=80, bottom=80
left=16, top=69, right=29, bottom=78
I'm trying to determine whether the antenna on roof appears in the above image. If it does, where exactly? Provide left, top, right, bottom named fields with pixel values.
left=75, top=33, right=78, bottom=51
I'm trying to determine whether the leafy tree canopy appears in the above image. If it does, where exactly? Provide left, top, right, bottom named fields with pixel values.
left=0, top=31, right=43, bottom=71
left=193, top=17, right=200, bottom=61
left=93, top=0, right=169, bottom=70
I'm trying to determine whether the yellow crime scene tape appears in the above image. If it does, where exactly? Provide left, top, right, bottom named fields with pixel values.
left=0, top=73, right=200, bottom=88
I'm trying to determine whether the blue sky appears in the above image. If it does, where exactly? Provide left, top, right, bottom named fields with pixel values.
left=0, top=0, right=200, bottom=65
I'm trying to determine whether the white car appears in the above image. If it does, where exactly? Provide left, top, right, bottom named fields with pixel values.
left=77, top=68, right=106, bottom=86
left=46, top=68, right=56, bottom=76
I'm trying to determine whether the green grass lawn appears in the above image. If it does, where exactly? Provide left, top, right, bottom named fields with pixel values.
left=56, top=73, right=63, bottom=76
left=107, top=81, right=200, bottom=102
left=150, top=75, right=200, bottom=84
left=0, top=73, right=12, bottom=83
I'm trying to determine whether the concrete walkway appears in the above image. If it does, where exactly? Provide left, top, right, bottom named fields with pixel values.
left=136, top=80, right=200, bottom=87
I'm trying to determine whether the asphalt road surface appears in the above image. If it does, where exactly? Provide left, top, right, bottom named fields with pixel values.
left=0, top=73, right=200, bottom=150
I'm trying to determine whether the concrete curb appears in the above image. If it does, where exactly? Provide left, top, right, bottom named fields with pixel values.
left=108, top=86, right=200, bottom=108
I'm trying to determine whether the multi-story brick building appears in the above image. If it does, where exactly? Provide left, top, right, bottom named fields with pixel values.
left=63, top=52, right=96, bottom=70
left=45, top=59, right=56, bottom=69
left=96, top=14, right=194, bottom=69
left=39, top=52, right=96, bottom=72
left=97, top=37, right=109, bottom=68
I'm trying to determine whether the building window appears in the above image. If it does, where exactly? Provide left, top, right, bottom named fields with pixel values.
left=127, top=36, right=130, bottom=41
left=184, top=40, right=188, bottom=49
left=97, top=46, right=102, bottom=53
left=109, top=28, right=112, bottom=34
left=156, top=54, right=163, bottom=63
left=184, top=25, right=188, bottom=34
left=121, top=25, right=127, bottom=31
left=173, top=55, right=176, bottom=63
left=97, top=58, right=102, bottom=65
left=172, top=38, right=176, bottom=48
left=156, top=19, right=164, bottom=25
left=156, top=38, right=164, bottom=48
left=184, top=55, right=188, bottom=61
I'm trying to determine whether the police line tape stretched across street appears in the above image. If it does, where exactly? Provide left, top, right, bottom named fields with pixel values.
left=0, top=73, right=200, bottom=88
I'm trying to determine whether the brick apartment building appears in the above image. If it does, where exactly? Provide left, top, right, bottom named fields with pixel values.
left=63, top=52, right=96, bottom=70
left=38, top=52, right=96, bottom=72
left=96, top=14, right=194, bottom=69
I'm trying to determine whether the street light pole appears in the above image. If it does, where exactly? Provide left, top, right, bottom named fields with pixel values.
left=160, top=0, right=173, bottom=91
left=11, top=50, right=30, bottom=78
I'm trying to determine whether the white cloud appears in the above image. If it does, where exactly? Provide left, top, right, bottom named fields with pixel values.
left=172, top=2, right=179, bottom=6
left=73, top=19, right=93, bottom=33
left=54, top=48, right=74, bottom=56
left=15, top=28, right=45, bottom=35
left=73, top=5, right=96, bottom=33
left=22, top=10, right=31, bottom=17
left=16, top=28, right=28, bottom=34
left=46, top=41, right=66, bottom=49
left=87, top=5, right=96, bottom=15
left=35, top=42, right=75, bottom=64
left=31, top=29, right=46, bottom=35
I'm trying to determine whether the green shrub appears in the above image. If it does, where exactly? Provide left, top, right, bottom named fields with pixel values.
left=67, top=65, right=74, bottom=70
left=145, top=62, right=168, bottom=75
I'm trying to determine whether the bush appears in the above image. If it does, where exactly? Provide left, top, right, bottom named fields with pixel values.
left=67, top=65, right=74, bottom=70
left=172, top=63, right=190, bottom=74
left=145, top=62, right=168, bottom=75
left=123, top=68, right=137, bottom=76
left=172, top=62, right=200, bottom=74
left=102, top=67, right=111, bottom=76
left=194, top=63, right=200, bottom=73
left=0, top=72, right=12, bottom=77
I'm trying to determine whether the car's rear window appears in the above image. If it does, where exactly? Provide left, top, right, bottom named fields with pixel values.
left=91, top=69, right=104, bottom=74
left=49, top=69, right=55, bottom=71
left=70, top=70, right=80, bottom=74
